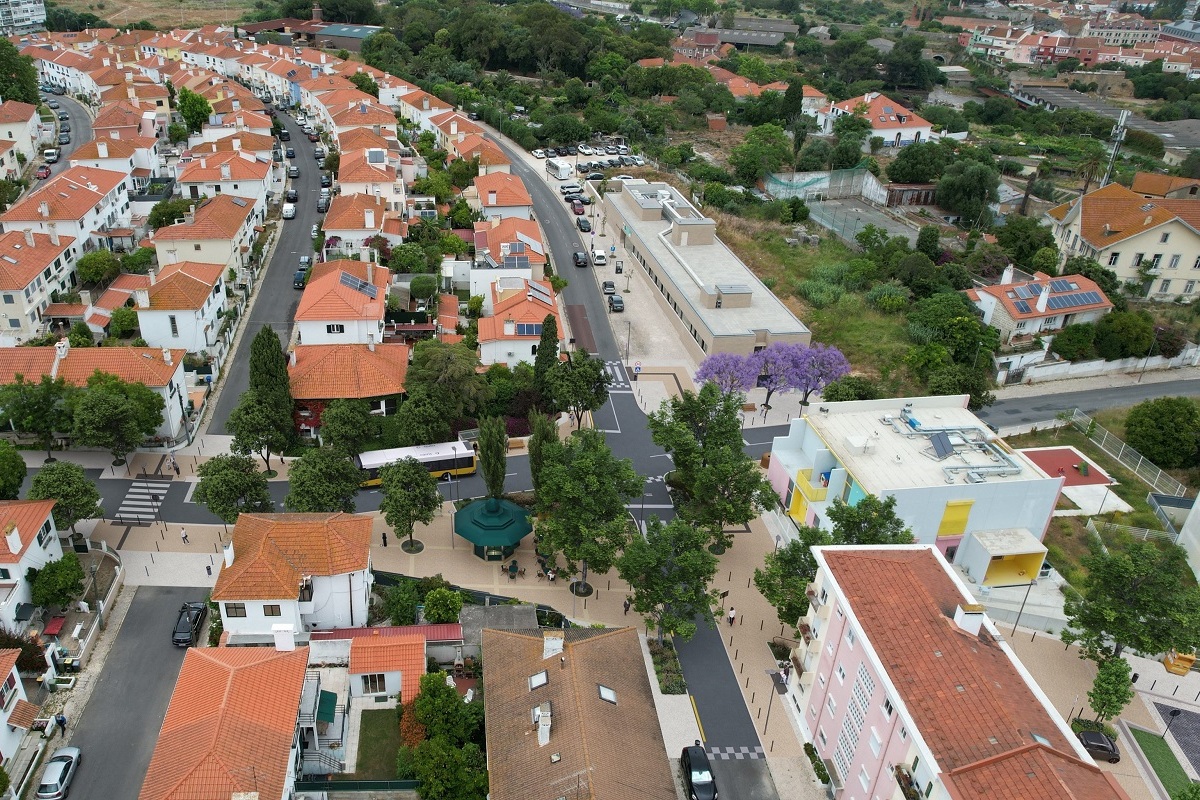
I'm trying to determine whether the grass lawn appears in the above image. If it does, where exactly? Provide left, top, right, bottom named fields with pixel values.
left=345, top=708, right=401, bottom=781
left=1129, top=727, right=1196, bottom=798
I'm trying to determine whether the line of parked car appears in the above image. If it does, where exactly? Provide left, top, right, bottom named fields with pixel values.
left=531, top=143, right=644, bottom=171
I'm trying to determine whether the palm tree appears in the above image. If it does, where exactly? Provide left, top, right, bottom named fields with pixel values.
left=1079, top=146, right=1105, bottom=195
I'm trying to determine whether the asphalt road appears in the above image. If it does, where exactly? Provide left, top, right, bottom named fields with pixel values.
left=975, top=379, right=1200, bottom=429
left=35, top=94, right=90, bottom=181
left=67, top=585, right=206, bottom=800
left=208, top=114, right=317, bottom=434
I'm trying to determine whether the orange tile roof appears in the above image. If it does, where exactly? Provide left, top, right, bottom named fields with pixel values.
left=148, top=261, right=224, bottom=310
left=802, top=85, right=828, bottom=98
left=0, top=501, right=56, bottom=564
left=1, top=166, right=127, bottom=223
left=288, top=343, right=409, bottom=400
left=43, top=303, right=87, bottom=318
left=137, top=647, right=309, bottom=800
left=331, top=104, right=397, bottom=127
left=400, top=89, right=450, bottom=112
left=92, top=99, right=149, bottom=130
left=0, top=101, right=36, bottom=125
left=478, top=280, right=561, bottom=343
left=473, top=172, right=531, bottom=208
left=455, top=135, right=510, bottom=166
left=337, top=128, right=391, bottom=152
left=821, top=548, right=1129, bottom=799
left=1131, top=172, right=1200, bottom=197
left=323, top=193, right=390, bottom=232
left=69, top=136, right=156, bottom=161
left=1046, top=182, right=1200, bottom=247
left=944, top=742, right=1130, bottom=800
left=0, top=230, right=76, bottom=291
left=337, top=149, right=396, bottom=184
left=188, top=131, right=277, bottom=154
left=295, top=261, right=388, bottom=322
left=0, top=649, right=21, bottom=677
left=437, top=293, right=458, bottom=332
left=179, top=150, right=270, bottom=183
left=153, top=195, right=255, bottom=241
left=830, top=92, right=931, bottom=130
left=211, top=513, right=372, bottom=601
left=349, top=633, right=427, bottom=699
left=972, top=271, right=1112, bottom=320
left=0, top=345, right=182, bottom=388
left=7, top=698, right=39, bottom=729
left=476, top=217, right=546, bottom=267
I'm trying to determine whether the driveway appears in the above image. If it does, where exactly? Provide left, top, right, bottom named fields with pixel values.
left=67, top=585, right=207, bottom=800
left=208, top=114, right=316, bottom=433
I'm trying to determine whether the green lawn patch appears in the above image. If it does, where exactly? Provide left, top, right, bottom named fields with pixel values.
left=344, top=708, right=401, bottom=781
left=1130, top=726, right=1195, bottom=798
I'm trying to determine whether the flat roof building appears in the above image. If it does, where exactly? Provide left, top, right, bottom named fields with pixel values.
left=600, top=179, right=810, bottom=358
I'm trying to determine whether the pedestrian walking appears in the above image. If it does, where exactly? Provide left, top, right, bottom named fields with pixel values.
left=180, top=528, right=189, bottom=545
left=727, top=607, right=736, bottom=626
left=54, top=713, right=66, bottom=735
left=623, top=598, right=631, bottom=615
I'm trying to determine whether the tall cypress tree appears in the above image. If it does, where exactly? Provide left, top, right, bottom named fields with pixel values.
left=533, top=314, right=559, bottom=409
left=249, top=326, right=293, bottom=412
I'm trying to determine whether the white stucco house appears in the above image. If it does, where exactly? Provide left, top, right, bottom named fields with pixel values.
left=0, top=500, right=66, bottom=635
left=133, top=261, right=226, bottom=355
left=294, top=259, right=389, bottom=347
left=212, top=512, right=373, bottom=642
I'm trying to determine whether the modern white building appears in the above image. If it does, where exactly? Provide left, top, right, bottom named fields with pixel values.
left=768, top=396, right=1063, bottom=566
left=0, top=166, right=130, bottom=251
left=0, top=0, right=46, bottom=35
left=0, top=101, right=42, bottom=169
left=150, top=194, right=261, bottom=278
left=785, top=545, right=1130, bottom=800
left=212, top=513, right=373, bottom=642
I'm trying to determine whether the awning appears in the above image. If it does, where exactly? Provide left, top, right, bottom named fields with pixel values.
left=317, top=690, right=337, bottom=723
left=14, top=604, right=34, bottom=622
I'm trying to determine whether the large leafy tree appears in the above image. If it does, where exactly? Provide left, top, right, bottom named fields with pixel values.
left=249, top=326, right=293, bottom=416
left=995, top=215, right=1056, bottom=269
left=379, top=457, right=442, bottom=549
left=412, top=671, right=483, bottom=745
left=617, top=516, right=720, bottom=643
left=71, top=372, right=165, bottom=464
left=176, top=87, right=213, bottom=132
left=1124, top=397, right=1200, bottom=469
left=695, top=352, right=758, bottom=396
left=0, top=39, right=39, bottom=105
left=535, top=428, right=641, bottom=592
left=147, top=197, right=196, bottom=230
left=30, top=552, right=85, bottom=609
left=885, top=141, right=950, bottom=184
left=936, top=159, right=1000, bottom=227
left=285, top=447, right=362, bottom=513
left=347, top=71, right=379, bottom=97
left=793, top=344, right=851, bottom=407
left=28, top=461, right=101, bottom=534
left=405, top=341, right=490, bottom=421
left=387, top=389, right=452, bottom=448
left=477, top=416, right=507, bottom=500
left=228, top=389, right=290, bottom=473
left=194, top=454, right=274, bottom=524
left=729, top=123, right=792, bottom=184
left=411, top=736, right=489, bottom=800
left=76, top=251, right=120, bottom=286
left=752, top=341, right=806, bottom=408
left=0, top=441, right=25, bottom=501
left=319, top=399, right=374, bottom=457
left=1088, top=656, right=1134, bottom=723
left=1064, top=540, right=1200, bottom=662
left=545, top=351, right=611, bottom=430
left=827, top=494, right=914, bottom=545
left=0, top=375, right=72, bottom=462
left=754, top=531, right=828, bottom=627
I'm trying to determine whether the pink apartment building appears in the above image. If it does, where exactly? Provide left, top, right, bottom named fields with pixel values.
left=784, top=545, right=1129, bottom=800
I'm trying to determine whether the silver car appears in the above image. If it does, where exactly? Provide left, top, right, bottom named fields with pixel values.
left=36, top=747, right=80, bottom=799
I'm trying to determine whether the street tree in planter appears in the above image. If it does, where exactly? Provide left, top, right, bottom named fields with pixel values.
left=285, top=447, right=362, bottom=513
left=71, top=371, right=165, bottom=465
left=694, top=352, right=758, bottom=396
left=319, top=399, right=374, bottom=457
left=545, top=351, right=611, bottom=430
left=792, top=344, right=850, bottom=408
left=751, top=341, right=804, bottom=408
left=755, top=531, right=829, bottom=627
left=616, top=516, right=721, bottom=643
left=28, top=462, right=102, bottom=535
left=534, top=428, right=641, bottom=595
left=0, top=441, right=25, bottom=501
left=378, top=456, right=442, bottom=551
left=30, top=552, right=85, bottom=610
left=477, top=416, right=507, bottom=499
left=0, top=375, right=72, bottom=462
left=228, top=389, right=290, bottom=474
left=1088, top=656, right=1134, bottom=723
left=194, top=454, right=274, bottom=525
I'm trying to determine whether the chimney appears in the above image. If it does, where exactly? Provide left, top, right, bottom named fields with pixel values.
left=48, top=223, right=59, bottom=247
left=200, top=156, right=207, bottom=170
left=162, top=347, right=173, bottom=365
left=54, top=338, right=69, bottom=361
left=4, top=523, right=19, bottom=556
left=1000, top=263, right=1014, bottom=285
left=78, top=288, right=91, bottom=306
left=364, top=208, right=375, bottom=229
left=223, top=539, right=235, bottom=568
left=96, top=140, right=108, bottom=159
left=1036, top=283, right=1049, bottom=313
left=232, top=137, right=241, bottom=151
left=220, top=163, right=231, bottom=181
left=450, top=120, right=457, bottom=135
left=487, top=190, right=497, bottom=206
left=503, top=318, right=515, bottom=336
left=134, top=287, right=150, bottom=308
left=38, top=201, right=49, bottom=219
left=536, top=702, right=552, bottom=747
left=312, top=2, right=322, bottom=22
left=953, top=603, right=986, bottom=637
left=289, top=348, right=297, bottom=367
left=367, top=333, right=375, bottom=352
left=542, top=630, right=564, bottom=660
left=185, top=205, right=196, bottom=225
left=22, top=229, right=33, bottom=247
left=127, top=85, right=135, bottom=101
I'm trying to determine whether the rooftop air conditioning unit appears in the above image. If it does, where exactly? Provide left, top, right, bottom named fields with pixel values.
left=965, top=471, right=987, bottom=484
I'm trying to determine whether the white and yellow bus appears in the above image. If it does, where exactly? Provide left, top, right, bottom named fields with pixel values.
left=356, top=442, right=477, bottom=486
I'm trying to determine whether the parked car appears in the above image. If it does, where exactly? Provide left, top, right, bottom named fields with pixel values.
left=577, top=218, right=591, bottom=232
left=316, top=157, right=326, bottom=169
left=42, top=148, right=59, bottom=164
left=281, top=203, right=296, bottom=219
left=320, top=173, right=332, bottom=188
left=278, top=129, right=291, bottom=141
left=604, top=145, right=618, bottom=154
left=602, top=280, right=616, bottom=295
left=619, top=155, right=635, bottom=166
left=608, top=295, right=624, bottom=312
left=314, top=147, right=326, bottom=160
left=36, top=747, right=80, bottom=800
left=311, top=224, right=320, bottom=238
left=286, top=189, right=299, bottom=203
left=49, top=86, right=66, bottom=95
left=294, top=269, right=307, bottom=289
left=1077, top=731, right=1120, bottom=763
left=632, top=155, right=645, bottom=166
left=288, top=166, right=299, bottom=179
left=587, top=172, right=605, bottom=181
left=172, top=601, right=207, bottom=647
left=578, top=144, right=593, bottom=155
left=56, top=111, right=68, bottom=121
left=564, top=194, right=583, bottom=204
left=572, top=251, right=588, bottom=268
left=681, top=743, right=717, bottom=800
left=285, top=147, right=295, bottom=158
left=46, top=100, right=60, bottom=109
left=316, top=197, right=329, bottom=213
left=572, top=201, right=585, bottom=215
left=307, top=131, right=319, bottom=142
left=614, top=174, right=634, bottom=181
left=35, top=165, right=51, bottom=179
left=531, top=149, right=545, bottom=158
left=57, top=132, right=70, bottom=145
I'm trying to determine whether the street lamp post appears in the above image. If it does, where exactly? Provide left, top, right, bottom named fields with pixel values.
left=1011, top=580, right=1036, bottom=635
left=1163, top=708, right=1183, bottom=739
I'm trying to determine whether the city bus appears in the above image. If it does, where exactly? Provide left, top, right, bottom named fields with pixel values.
left=356, top=442, right=477, bottom=486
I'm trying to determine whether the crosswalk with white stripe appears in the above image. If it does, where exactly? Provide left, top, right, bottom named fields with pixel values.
left=114, top=479, right=171, bottom=523
left=605, top=360, right=630, bottom=390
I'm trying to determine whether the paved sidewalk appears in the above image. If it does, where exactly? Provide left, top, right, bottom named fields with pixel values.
left=992, top=365, right=1200, bottom=400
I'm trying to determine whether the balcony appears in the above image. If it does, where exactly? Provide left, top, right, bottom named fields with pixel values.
left=798, top=617, right=819, bottom=644
left=298, top=581, right=314, bottom=616
left=895, top=764, right=921, bottom=800
left=805, top=583, right=824, bottom=608
left=795, top=469, right=828, bottom=503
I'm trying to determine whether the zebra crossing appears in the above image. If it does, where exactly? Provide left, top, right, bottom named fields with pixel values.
left=114, top=479, right=171, bottom=524
left=605, top=360, right=631, bottom=391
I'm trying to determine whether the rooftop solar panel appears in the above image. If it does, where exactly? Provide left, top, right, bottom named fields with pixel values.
left=1049, top=279, right=1074, bottom=292
left=527, top=281, right=552, bottom=304
left=930, top=431, right=955, bottom=460
left=1014, top=300, right=1031, bottom=313
left=339, top=271, right=378, bottom=299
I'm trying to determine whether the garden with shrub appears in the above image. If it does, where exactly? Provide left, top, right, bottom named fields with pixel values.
left=647, top=639, right=687, bottom=694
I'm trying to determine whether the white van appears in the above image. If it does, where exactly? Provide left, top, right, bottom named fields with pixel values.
left=282, top=203, right=296, bottom=219
left=591, top=249, right=607, bottom=266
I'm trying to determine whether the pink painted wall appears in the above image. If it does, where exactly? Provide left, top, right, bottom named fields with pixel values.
left=767, top=452, right=792, bottom=499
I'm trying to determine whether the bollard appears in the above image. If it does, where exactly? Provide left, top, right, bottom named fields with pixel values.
left=760, top=620, right=764, bottom=631
left=751, top=692, right=755, bottom=704
left=745, top=676, right=749, bottom=688
left=740, top=662, right=744, bottom=674
left=747, top=577, right=751, bottom=588
left=734, top=649, right=738, bottom=660
left=770, top=740, right=774, bottom=753
left=728, top=571, right=732, bottom=582
left=757, top=707, right=761, bottom=719
left=205, top=565, right=212, bottom=576
left=729, top=635, right=733, bottom=647
left=145, top=565, right=150, bottom=576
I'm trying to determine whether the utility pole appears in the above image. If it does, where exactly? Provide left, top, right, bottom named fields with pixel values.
left=1100, top=110, right=1128, bottom=189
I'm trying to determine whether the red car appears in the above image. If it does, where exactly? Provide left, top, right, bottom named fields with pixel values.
left=572, top=201, right=585, bottom=215
left=35, top=165, right=50, bottom=179
left=307, top=132, right=319, bottom=142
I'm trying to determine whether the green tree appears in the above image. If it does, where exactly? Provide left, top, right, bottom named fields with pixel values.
left=0, top=39, right=39, bottom=105
left=535, top=428, right=641, bottom=592
left=285, top=447, right=361, bottom=513
left=937, top=159, right=1000, bottom=227
left=386, top=389, right=452, bottom=448
left=995, top=215, right=1055, bottom=269
left=30, top=552, right=85, bottom=609
left=76, top=250, right=120, bottom=285
left=1050, top=323, right=1096, bottom=361
left=1088, top=656, right=1134, bottom=723
left=1094, top=311, right=1154, bottom=361
left=379, top=457, right=442, bottom=549
left=527, top=411, right=557, bottom=496
left=249, top=326, right=293, bottom=416
left=177, top=87, right=213, bottom=133
left=532, top=313, right=559, bottom=405
left=447, top=157, right=479, bottom=190
left=410, top=274, right=437, bottom=305
left=821, top=376, right=881, bottom=401
left=382, top=581, right=419, bottom=626
left=348, top=71, right=379, bottom=97
left=827, top=494, right=915, bottom=547
left=411, top=736, right=488, bottom=800
left=617, top=516, right=720, bottom=643
left=477, top=416, right=507, bottom=499
left=71, top=372, right=164, bottom=464
left=405, top=341, right=490, bottom=421
left=886, top=141, right=950, bottom=183
left=729, top=123, right=792, bottom=184
left=0, top=375, right=72, bottom=462
left=67, top=321, right=93, bottom=348
left=1063, top=540, right=1200, bottom=662
left=107, top=306, right=138, bottom=338
left=391, top=243, right=428, bottom=273
left=1124, top=397, right=1200, bottom=469
left=166, top=123, right=189, bottom=144
left=545, top=351, right=610, bottom=430
left=28, top=461, right=101, bottom=534
left=147, top=197, right=196, bottom=230
left=412, top=672, right=482, bottom=745
left=915, top=225, right=941, bottom=260
left=422, top=587, right=463, bottom=623
left=754, top=532, right=828, bottom=627
left=319, top=399, right=373, bottom=457
left=194, top=454, right=273, bottom=524
left=0, top=439, right=21, bottom=500
left=228, top=390, right=290, bottom=473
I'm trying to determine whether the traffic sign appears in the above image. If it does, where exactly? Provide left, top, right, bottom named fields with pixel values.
left=634, top=361, right=641, bottom=367
left=634, top=365, right=642, bottom=374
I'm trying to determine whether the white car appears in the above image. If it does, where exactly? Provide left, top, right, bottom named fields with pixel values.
left=632, top=155, right=645, bottom=166
left=531, top=149, right=546, bottom=158
left=578, top=144, right=593, bottom=155
left=614, top=174, right=634, bottom=181
left=282, top=203, right=296, bottom=219
left=311, top=224, right=319, bottom=238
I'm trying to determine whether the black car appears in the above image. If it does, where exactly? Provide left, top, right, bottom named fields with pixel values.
left=572, top=251, right=588, bottom=268
left=286, top=189, right=298, bottom=203
left=172, top=601, right=207, bottom=647
left=577, top=218, right=591, bottom=232
left=286, top=147, right=295, bottom=158
left=278, top=129, right=290, bottom=141
left=587, top=172, right=605, bottom=181
left=681, top=742, right=717, bottom=800
left=1077, top=731, right=1120, bottom=763
left=57, top=133, right=70, bottom=145
left=317, top=197, right=329, bottom=213
left=608, top=295, right=624, bottom=312
left=294, top=269, right=307, bottom=289
left=320, top=173, right=332, bottom=188
left=59, top=123, right=70, bottom=133
left=564, top=194, right=582, bottom=204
